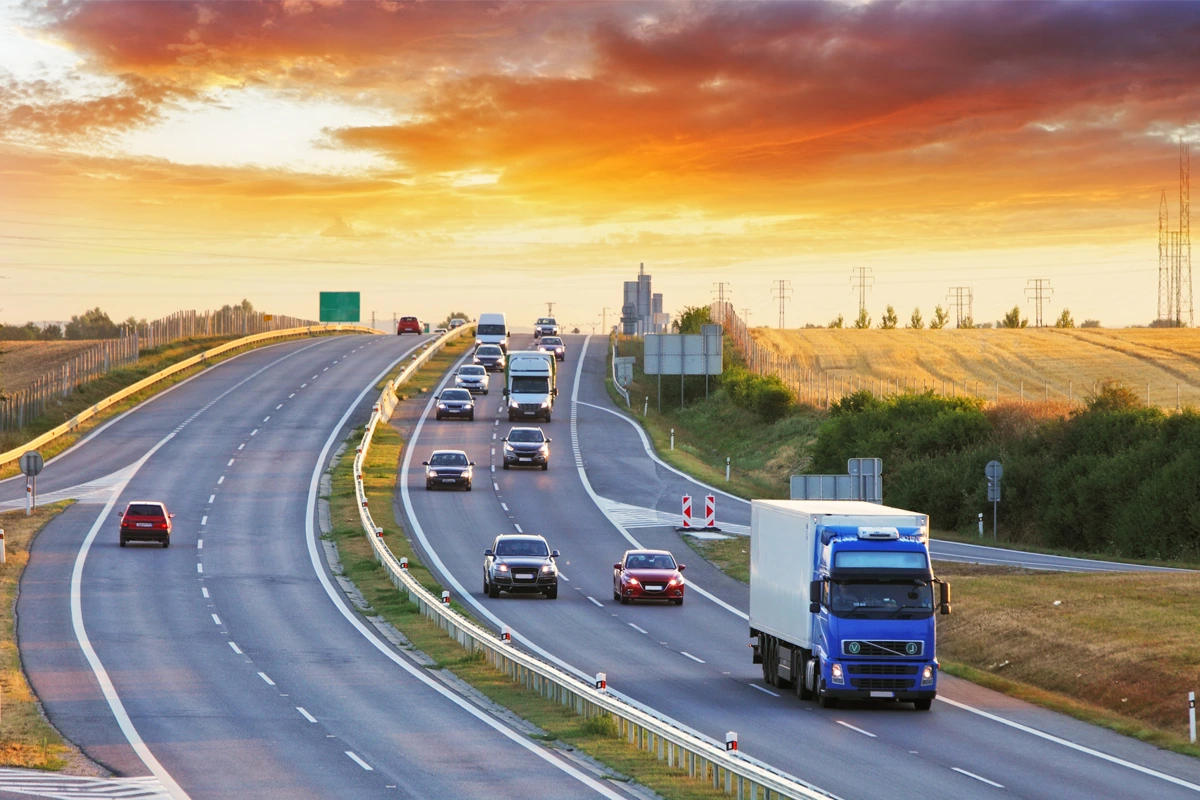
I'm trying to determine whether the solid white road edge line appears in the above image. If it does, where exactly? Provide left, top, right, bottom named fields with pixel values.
left=307, top=342, right=626, bottom=800
left=576, top=338, right=1200, bottom=791
left=680, top=652, right=705, bottom=664
left=749, top=684, right=779, bottom=698
left=937, top=696, right=1200, bottom=792
left=951, top=767, right=1003, bottom=789
left=587, top=597, right=603, bottom=608
left=835, top=721, right=876, bottom=738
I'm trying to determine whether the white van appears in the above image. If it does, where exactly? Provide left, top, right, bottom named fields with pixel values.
left=476, top=312, right=509, bottom=352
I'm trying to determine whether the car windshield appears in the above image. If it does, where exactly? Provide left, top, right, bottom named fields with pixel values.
left=511, top=376, right=549, bottom=393
left=541, top=337, right=563, bottom=346
left=477, top=324, right=505, bottom=335
left=442, top=389, right=472, bottom=401
left=127, top=504, right=165, bottom=517
left=495, top=539, right=550, bottom=557
left=508, top=429, right=545, bottom=443
left=537, top=318, right=556, bottom=325
left=830, top=581, right=933, bottom=616
left=625, top=553, right=676, bottom=570
left=459, top=366, right=485, bottom=376
left=477, top=346, right=502, bottom=357
left=429, top=453, right=468, bottom=466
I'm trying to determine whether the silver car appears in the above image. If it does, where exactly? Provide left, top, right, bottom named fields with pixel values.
left=455, top=364, right=491, bottom=395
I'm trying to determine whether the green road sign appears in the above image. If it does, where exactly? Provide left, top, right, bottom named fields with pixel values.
left=319, top=292, right=360, bottom=322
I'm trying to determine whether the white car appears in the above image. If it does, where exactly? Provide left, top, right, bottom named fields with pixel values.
left=455, top=364, right=491, bottom=394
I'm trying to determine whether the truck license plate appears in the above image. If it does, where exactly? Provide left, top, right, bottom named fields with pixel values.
left=869, top=691, right=895, bottom=698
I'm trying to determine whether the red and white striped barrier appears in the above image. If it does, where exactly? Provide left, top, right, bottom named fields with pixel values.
left=704, top=494, right=716, bottom=528
left=677, top=493, right=722, bottom=532
left=681, top=495, right=693, bottom=529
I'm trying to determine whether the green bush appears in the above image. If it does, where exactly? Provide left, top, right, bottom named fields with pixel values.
left=719, top=367, right=794, bottom=422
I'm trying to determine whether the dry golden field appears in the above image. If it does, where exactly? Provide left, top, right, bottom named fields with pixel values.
left=0, top=341, right=103, bottom=394
left=750, top=327, right=1200, bottom=407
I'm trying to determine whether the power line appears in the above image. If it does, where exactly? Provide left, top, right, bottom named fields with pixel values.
left=947, top=286, right=973, bottom=328
left=1025, top=279, right=1054, bottom=327
left=1180, top=138, right=1193, bottom=327
left=1159, top=189, right=1171, bottom=322
left=771, top=280, right=793, bottom=329
left=850, top=266, right=874, bottom=313
left=712, top=282, right=732, bottom=323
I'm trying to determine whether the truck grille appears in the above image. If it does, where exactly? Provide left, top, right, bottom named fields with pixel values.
left=853, top=678, right=914, bottom=690
left=842, top=640, right=924, bottom=657
left=518, top=404, right=543, bottom=412
left=848, top=665, right=918, bottom=676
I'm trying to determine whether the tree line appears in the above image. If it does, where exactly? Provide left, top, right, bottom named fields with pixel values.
left=817, top=305, right=1100, bottom=329
left=0, top=300, right=256, bottom=341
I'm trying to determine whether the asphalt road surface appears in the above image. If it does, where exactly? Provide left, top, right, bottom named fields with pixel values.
left=398, top=332, right=1200, bottom=800
left=2, top=333, right=624, bottom=800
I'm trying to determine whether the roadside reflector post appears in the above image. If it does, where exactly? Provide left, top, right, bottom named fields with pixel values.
left=670, top=429, right=675, bottom=450
left=644, top=396, right=649, bottom=417
left=725, top=457, right=731, bottom=482
left=596, top=672, right=607, bottom=691
left=1190, top=692, right=1196, bottom=744
left=441, top=590, right=450, bottom=605
left=725, top=731, right=738, bottom=752
left=501, top=626, right=512, bottom=643
left=399, top=557, right=408, bottom=571
left=978, top=512, right=983, bottom=537
left=374, top=526, right=383, bottom=538
left=361, top=499, right=368, bottom=508
left=0, top=530, right=5, bottom=564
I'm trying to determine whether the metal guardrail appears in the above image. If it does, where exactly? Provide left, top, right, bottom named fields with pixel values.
left=0, top=324, right=381, bottom=469
left=611, top=341, right=631, bottom=408
left=353, top=328, right=831, bottom=800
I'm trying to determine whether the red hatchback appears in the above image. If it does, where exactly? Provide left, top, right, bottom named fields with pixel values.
left=119, top=501, right=174, bottom=548
left=613, top=549, right=685, bottom=605
left=397, top=316, right=422, bottom=335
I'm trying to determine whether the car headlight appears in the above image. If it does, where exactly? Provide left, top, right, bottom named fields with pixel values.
left=922, top=664, right=935, bottom=686
left=495, top=564, right=509, bottom=573
left=624, top=575, right=639, bottom=586
left=426, top=469, right=436, bottom=478
left=668, top=576, right=683, bottom=586
left=538, top=444, right=549, bottom=453
left=437, top=403, right=447, bottom=409
left=541, top=564, right=555, bottom=573
left=504, top=443, right=514, bottom=452
left=830, top=663, right=844, bottom=685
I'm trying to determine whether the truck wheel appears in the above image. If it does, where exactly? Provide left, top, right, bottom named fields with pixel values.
left=761, top=638, right=774, bottom=683
left=544, top=412, right=552, bottom=423
left=817, top=676, right=838, bottom=709
left=914, top=699, right=933, bottom=711
left=797, top=655, right=815, bottom=701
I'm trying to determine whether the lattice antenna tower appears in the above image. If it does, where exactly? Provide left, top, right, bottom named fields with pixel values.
left=712, top=282, right=732, bottom=323
left=1025, top=279, right=1054, bottom=327
left=1159, top=190, right=1171, bottom=322
left=947, top=286, right=972, bottom=327
left=771, top=280, right=793, bottom=329
left=1180, top=138, right=1193, bottom=326
left=851, top=266, right=874, bottom=313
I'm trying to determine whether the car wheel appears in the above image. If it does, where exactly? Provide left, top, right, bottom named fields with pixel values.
left=468, top=412, right=475, bottom=421
left=619, top=594, right=630, bottom=605
left=541, top=462, right=548, bottom=471
left=120, top=537, right=127, bottom=548
left=488, top=581, right=500, bottom=599
left=484, top=389, right=489, bottom=395
left=544, top=413, right=552, bottom=423
left=435, top=413, right=443, bottom=421
left=465, top=482, right=472, bottom=491
left=503, top=462, right=510, bottom=470
left=545, top=586, right=558, bottom=600
left=914, top=699, right=933, bottom=711
left=613, top=588, right=620, bottom=601
left=162, top=537, right=170, bottom=549
left=508, top=414, right=516, bottom=422
left=673, top=597, right=683, bottom=606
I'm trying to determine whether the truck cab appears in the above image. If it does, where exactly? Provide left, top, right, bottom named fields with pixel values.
left=476, top=312, right=509, bottom=352
left=504, top=351, right=557, bottom=422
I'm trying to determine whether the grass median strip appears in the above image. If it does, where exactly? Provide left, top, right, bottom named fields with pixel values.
left=0, top=503, right=76, bottom=770
left=325, top=357, right=734, bottom=799
left=683, top=536, right=1200, bottom=759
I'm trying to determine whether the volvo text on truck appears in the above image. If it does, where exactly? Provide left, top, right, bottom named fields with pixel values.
left=748, top=500, right=951, bottom=711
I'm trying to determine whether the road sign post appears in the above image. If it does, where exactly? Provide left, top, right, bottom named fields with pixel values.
left=985, top=460, right=1003, bottom=541
left=20, top=451, right=43, bottom=516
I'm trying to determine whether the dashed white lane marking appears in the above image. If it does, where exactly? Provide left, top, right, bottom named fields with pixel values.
left=322, top=367, right=329, bottom=372
left=208, top=494, right=215, bottom=503
left=218, top=475, right=225, bottom=484
left=312, top=375, right=318, bottom=379
left=289, top=393, right=295, bottom=398
left=237, top=443, right=244, bottom=450
left=493, top=433, right=497, bottom=440
left=345, top=751, right=373, bottom=771
left=559, top=574, right=570, bottom=582
left=228, top=642, right=242, bottom=654
left=250, top=429, right=258, bottom=436
left=201, top=516, right=207, bottom=526
left=197, top=563, right=203, bottom=574
left=491, top=448, right=495, bottom=455
left=301, top=383, right=308, bottom=388
left=201, top=587, right=209, bottom=598
left=211, top=614, right=221, bottom=626
left=490, top=465, right=495, bottom=472
left=628, top=623, right=647, bottom=634
left=681, top=652, right=705, bottom=664
left=276, top=404, right=283, bottom=410
left=197, top=539, right=203, bottom=549
left=837, top=720, right=876, bottom=738
left=263, top=416, right=270, bottom=422
left=227, top=459, right=234, bottom=466
left=587, top=596, right=603, bottom=607
left=514, top=524, right=523, bottom=533
left=493, top=483, right=499, bottom=491
left=750, top=684, right=780, bottom=697
left=494, top=420, right=498, bottom=426
left=297, top=707, right=317, bottom=723
left=258, top=672, right=275, bottom=686
left=952, top=768, right=1003, bottom=788
left=501, top=503, right=509, bottom=511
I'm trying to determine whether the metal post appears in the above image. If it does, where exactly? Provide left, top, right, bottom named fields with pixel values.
left=725, top=457, right=731, bottom=482
left=993, top=500, right=998, bottom=542
left=0, top=530, right=5, bottom=564
left=681, top=368, right=685, bottom=411
left=670, top=429, right=675, bottom=450
left=25, top=478, right=31, bottom=517
left=1190, top=691, right=1196, bottom=744
left=978, top=513, right=983, bottom=538
left=644, top=396, right=649, bottom=417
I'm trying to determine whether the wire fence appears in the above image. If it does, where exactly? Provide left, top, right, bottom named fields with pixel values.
left=711, top=301, right=1196, bottom=410
left=1, top=307, right=318, bottom=432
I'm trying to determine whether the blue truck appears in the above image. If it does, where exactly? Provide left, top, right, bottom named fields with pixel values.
left=749, top=500, right=951, bottom=710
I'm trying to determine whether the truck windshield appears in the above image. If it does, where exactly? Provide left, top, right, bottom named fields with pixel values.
left=831, top=581, right=932, bottom=617
left=511, top=376, right=549, bottom=394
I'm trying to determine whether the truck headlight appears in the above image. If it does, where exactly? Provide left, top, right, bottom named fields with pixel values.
left=921, top=664, right=935, bottom=686
left=509, top=400, right=520, bottom=409
left=540, top=398, right=551, bottom=407
left=830, top=663, right=844, bottom=685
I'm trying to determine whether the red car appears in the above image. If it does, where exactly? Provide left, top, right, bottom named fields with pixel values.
left=119, top=501, right=174, bottom=548
left=613, top=549, right=685, bottom=605
left=396, top=316, right=422, bottom=335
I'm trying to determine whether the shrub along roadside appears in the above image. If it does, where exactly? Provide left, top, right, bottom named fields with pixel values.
left=682, top=536, right=1200, bottom=760
left=325, top=355, right=732, bottom=799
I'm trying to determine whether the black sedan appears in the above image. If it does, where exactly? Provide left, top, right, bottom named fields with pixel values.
left=474, top=344, right=506, bottom=371
left=435, top=388, right=476, bottom=421
left=484, top=534, right=559, bottom=599
left=502, top=427, right=550, bottom=470
left=423, top=450, right=474, bottom=490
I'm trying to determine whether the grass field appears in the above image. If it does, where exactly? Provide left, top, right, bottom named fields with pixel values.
left=0, top=342, right=108, bottom=395
left=751, top=327, right=1200, bottom=407
left=683, top=536, right=1200, bottom=758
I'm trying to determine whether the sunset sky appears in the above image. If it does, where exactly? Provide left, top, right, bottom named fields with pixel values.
left=1, top=0, right=1196, bottom=330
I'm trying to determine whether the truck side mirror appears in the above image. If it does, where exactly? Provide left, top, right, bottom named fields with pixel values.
left=809, top=580, right=822, bottom=608
left=939, top=580, right=952, bottom=615
left=502, top=388, right=509, bottom=396
left=552, top=388, right=559, bottom=396
left=809, top=601, right=821, bottom=614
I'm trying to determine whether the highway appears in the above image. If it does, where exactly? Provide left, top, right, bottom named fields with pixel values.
left=400, top=332, right=1200, bottom=800
left=1, top=333, right=623, bottom=799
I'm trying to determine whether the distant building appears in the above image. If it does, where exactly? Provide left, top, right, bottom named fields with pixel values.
left=620, top=263, right=668, bottom=335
